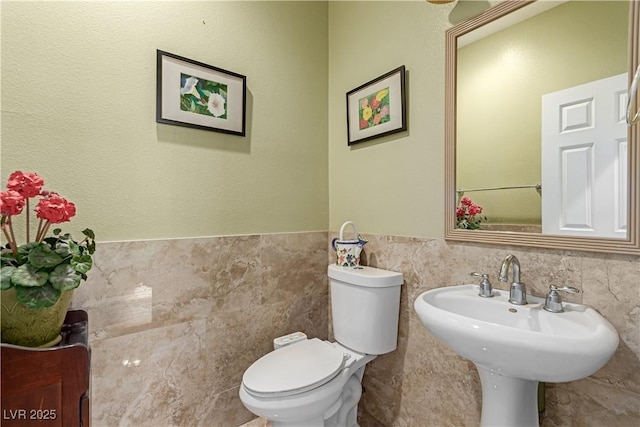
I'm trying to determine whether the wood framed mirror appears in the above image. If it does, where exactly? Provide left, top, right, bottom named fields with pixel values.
left=444, top=0, right=640, bottom=255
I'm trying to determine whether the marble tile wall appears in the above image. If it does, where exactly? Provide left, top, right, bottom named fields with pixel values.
left=71, top=230, right=638, bottom=426
left=356, top=235, right=640, bottom=427
left=71, top=232, right=329, bottom=427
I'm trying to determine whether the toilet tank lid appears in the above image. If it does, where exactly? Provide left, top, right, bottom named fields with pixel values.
left=328, top=264, right=404, bottom=287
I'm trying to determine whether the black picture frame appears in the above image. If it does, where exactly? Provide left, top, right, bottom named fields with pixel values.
left=156, top=50, right=246, bottom=136
left=346, top=65, right=407, bottom=145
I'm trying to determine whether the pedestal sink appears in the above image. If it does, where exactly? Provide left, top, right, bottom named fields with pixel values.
left=414, top=285, right=619, bottom=427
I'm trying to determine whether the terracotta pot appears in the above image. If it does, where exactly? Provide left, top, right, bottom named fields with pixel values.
left=0, top=288, right=73, bottom=347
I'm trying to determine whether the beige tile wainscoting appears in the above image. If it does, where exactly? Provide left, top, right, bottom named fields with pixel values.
left=73, top=232, right=639, bottom=426
left=72, top=232, right=328, bottom=427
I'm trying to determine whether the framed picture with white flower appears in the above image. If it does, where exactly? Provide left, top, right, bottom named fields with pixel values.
left=156, top=50, right=246, bottom=136
left=346, top=65, right=406, bottom=145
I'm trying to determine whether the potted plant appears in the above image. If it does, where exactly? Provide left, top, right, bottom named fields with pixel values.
left=456, top=196, right=486, bottom=230
left=0, top=171, right=95, bottom=347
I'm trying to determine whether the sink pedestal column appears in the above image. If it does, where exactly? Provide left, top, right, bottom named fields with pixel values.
left=476, top=365, right=539, bottom=427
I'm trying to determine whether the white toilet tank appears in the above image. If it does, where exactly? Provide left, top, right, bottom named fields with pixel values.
left=328, top=264, right=404, bottom=355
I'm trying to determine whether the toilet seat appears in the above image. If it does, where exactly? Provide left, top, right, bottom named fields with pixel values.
left=242, top=338, right=348, bottom=398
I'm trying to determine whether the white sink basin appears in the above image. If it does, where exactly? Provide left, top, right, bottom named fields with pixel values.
left=414, top=284, right=619, bottom=383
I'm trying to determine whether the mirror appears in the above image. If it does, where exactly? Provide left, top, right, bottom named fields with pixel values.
left=445, top=0, right=640, bottom=255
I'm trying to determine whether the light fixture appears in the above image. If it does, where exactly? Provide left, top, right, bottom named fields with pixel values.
left=427, top=0, right=455, bottom=4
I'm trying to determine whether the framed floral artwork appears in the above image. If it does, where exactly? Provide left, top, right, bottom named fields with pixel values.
left=156, top=50, right=246, bottom=136
left=346, top=65, right=406, bottom=145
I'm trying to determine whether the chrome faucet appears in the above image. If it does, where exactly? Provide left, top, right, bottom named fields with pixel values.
left=499, top=254, right=527, bottom=305
left=543, top=285, right=582, bottom=312
left=471, top=272, right=494, bottom=298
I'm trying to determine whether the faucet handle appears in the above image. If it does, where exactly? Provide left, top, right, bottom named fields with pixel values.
left=471, top=272, right=494, bottom=298
left=544, top=285, right=582, bottom=313
left=550, top=284, right=581, bottom=294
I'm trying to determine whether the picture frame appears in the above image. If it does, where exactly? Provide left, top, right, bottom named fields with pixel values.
left=156, top=50, right=246, bottom=136
left=346, top=65, right=406, bottom=145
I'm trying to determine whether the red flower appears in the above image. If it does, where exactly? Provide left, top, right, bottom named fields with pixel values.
left=460, top=197, right=472, bottom=207
left=468, top=204, right=483, bottom=216
left=7, top=171, right=44, bottom=198
left=370, top=97, right=381, bottom=110
left=35, top=193, right=76, bottom=224
left=360, top=119, right=369, bottom=129
left=456, top=206, right=466, bottom=219
left=0, top=190, right=26, bottom=217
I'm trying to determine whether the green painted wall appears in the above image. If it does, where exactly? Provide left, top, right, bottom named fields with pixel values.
left=328, top=0, right=449, bottom=237
left=1, top=1, right=328, bottom=242
left=3, top=1, right=630, bottom=242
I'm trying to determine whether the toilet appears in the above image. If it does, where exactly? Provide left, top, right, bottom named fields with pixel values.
left=239, top=264, right=404, bottom=427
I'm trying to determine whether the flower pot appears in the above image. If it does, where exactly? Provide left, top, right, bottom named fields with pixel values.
left=0, top=288, right=74, bottom=347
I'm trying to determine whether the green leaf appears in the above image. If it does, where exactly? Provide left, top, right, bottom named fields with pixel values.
left=15, top=284, right=61, bottom=309
left=17, top=242, right=39, bottom=263
left=1, top=251, right=18, bottom=266
left=1, top=266, right=16, bottom=290
left=53, top=228, right=62, bottom=236
left=195, top=104, right=208, bottom=115
left=43, top=236, right=58, bottom=247
left=71, top=254, right=93, bottom=274
left=49, top=264, right=81, bottom=291
left=82, top=228, right=95, bottom=240
left=55, top=240, right=80, bottom=257
left=180, top=97, right=191, bottom=112
left=28, top=244, right=64, bottom=269
left=12, top=264, right=49, bottom=287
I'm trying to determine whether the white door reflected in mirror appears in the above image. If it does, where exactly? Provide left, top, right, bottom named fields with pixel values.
left=541, top=73, right=628, bottom=238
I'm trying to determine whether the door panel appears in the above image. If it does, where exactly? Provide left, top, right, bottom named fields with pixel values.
left=542, top=73, right=628, bottom=238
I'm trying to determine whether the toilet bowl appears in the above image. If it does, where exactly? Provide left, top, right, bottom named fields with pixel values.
left=240, top=339, right=375, bottom=426
left=239, top=264, right=404, bottom=427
